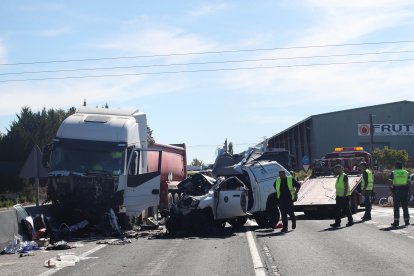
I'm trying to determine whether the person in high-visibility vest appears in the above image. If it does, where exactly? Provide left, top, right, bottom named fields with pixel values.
left=330, top=164, right=354, bottom=228
left=389, top=162, right=410, bottom=227
left=359, top=162, right=373, bottom=221
left=275, top=170, right=301, bottom=233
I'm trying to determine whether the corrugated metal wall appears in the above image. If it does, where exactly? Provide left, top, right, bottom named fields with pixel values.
left=267, top=101, right=414, bottom=169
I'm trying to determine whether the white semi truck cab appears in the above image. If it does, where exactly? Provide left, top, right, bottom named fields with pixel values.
left=43, top=107, right=162, bottom=224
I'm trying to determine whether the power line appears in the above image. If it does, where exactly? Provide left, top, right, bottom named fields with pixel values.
left=1, top=57, right=413, bottom=83
left=1, top=40, right=414, bottom=66
left=2, top=49, right=414, bottom=76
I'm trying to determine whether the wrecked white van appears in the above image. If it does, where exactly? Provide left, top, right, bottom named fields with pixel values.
left=165, top=160, right=287, bottom=233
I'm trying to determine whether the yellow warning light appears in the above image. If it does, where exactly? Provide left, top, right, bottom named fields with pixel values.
left=334, top=147, right=364, bottom=152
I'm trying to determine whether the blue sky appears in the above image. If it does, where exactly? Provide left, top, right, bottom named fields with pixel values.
left=1, top=1, right=414, bottom=163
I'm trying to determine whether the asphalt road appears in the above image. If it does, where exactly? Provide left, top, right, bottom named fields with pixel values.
left=255, top=207, right=414, bottom=275
left=51, top=227, right=255, bottom=276
left=1, top=206, right=413, bottom=276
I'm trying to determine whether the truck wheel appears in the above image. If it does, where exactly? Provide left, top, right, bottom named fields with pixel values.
left=173, top=193, right=180, bottom=205
left=254, top=210, right=280, bottom=229
left=167, top=193, right=173, bottom=209
left=228, top=216, right=248, bottom=228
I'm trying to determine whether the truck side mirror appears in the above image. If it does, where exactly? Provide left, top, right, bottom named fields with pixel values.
left=42, top=144, right=52, bottom=168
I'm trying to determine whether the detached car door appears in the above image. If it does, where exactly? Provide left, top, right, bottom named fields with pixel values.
left=215, top=176, right=248, bottom=220
left=123, top=149, right=162, bottom=216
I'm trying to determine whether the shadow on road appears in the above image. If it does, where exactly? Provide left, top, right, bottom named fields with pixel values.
left=295, top=208, right=365, bottom=221
left=379, top=225, right=407, bottom=231
left=156, top=225, right=245, bottom=240
left=295, top=214, right=333, bottom=221
left=318, top=226, right=345, bottom=232
left=254, top=229, right=291, bottom=237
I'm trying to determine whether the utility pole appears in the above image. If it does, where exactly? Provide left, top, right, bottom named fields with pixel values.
left=369, top=114, right=374, bottom=153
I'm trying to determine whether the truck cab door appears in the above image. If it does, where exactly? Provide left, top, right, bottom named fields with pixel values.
left=123, top=149, right=162, bottom=216
left=215, top=177, right=248, bottom=220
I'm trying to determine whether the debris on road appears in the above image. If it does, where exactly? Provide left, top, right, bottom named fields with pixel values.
left=1, top=236, right=40, bottom=255
left=44, top=252, right=80, bottom=268
left=46, top=240, right=72, bottom=250
left=96, top=237, right=131, bottom=245
left=141, top=217, right=159, bottom=230
left=19, top=252, right=35, bottom=257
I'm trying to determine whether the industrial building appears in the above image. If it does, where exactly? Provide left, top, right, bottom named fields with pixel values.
left=266, top=100, right=414, bottom=168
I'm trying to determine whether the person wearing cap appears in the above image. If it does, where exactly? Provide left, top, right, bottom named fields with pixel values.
left=275, top=170, right=300, bottom=233
left=389, top=162, right=410, bottom=227
left=359, top=162, right=373, bottom=221
left=330, top=164, right=354, bottom=228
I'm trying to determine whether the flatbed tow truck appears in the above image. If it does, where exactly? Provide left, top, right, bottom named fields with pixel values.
left=295, top=147, right=372, bottom=215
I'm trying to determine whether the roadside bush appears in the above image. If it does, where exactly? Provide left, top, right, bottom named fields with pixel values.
left=373, top=147, right=409, bottom=169
left=373, top=170, right=391, bottom=184
left=0, top=200, right=14, bottom=208
left=17, top=195, right=26, bottom=203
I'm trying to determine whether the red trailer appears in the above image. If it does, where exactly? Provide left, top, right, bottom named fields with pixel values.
left=148, top=143, right=187, bottom=211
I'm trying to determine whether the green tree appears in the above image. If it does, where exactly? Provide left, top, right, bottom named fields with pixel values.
left=372, top=147, right=409, bottom=169
left=147, top=126, right=155, bottom=145
left=191, top=158, right=204, bottom=166
left=0, top=106, right=75, bottom=192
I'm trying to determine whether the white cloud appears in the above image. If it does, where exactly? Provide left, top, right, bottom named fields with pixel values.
left=0, top=73, right=187, bottom=117
left=295, top=0, right=414, bottom=46
left=38, top=27, right=71, bottom=37
left=0, top=39, right=5, bottom=63
left=221, top=0, right=414, bottom=111
left=101, top=26, right=217, bottom=63
left=187, top=3, right=229, bottom=17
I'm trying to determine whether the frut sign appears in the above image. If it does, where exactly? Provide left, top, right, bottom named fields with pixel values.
left=358, top=123, right=414, bottom=136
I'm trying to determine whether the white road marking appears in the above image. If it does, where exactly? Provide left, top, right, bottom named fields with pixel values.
left=246, top=221, right=266, bottom=276
left=38, top=244, right=107, bottom=276
left=263, top=245, right=280, bottom=276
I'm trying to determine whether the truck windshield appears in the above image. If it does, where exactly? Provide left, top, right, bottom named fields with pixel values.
left=50, top=138, right=126, bottom=176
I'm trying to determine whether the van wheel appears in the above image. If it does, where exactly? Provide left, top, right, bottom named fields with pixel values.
left=254, top=210, right=279, bottom=229
left=228, top=216, right=248, bottom=228
left=214, top=220, right=226, bottom=229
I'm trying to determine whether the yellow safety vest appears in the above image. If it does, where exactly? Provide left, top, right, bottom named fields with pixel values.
left=336, top=173, right=351, bottom=196
left=275, top=176, right=295, bottom=200
left=361, top=169, right=373, bottom=191
left=392, top=169, right=409, bottom=186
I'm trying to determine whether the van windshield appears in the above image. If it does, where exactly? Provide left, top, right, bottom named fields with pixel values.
left=50, top=138, right=126, bottom=176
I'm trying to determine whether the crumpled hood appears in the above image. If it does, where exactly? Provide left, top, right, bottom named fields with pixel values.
left=177, top=173, right=216, bottom=196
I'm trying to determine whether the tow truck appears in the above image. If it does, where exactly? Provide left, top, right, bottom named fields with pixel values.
left=295, top=147, right=372, bottom=216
